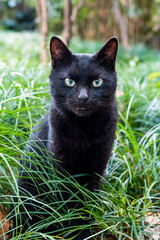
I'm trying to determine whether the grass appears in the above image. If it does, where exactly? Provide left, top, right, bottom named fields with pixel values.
left=0, top=30, right=160, bottom=239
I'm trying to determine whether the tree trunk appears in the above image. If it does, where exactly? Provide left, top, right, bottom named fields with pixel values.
left=70, top=0, right=85, bottom=23
left=113, top=0, right=129, bottom=50
left=62, top=0, right=72, bottom=46
left=37, top=0, right=48, bottom=64
left=62, top=0, right=85, bottom=46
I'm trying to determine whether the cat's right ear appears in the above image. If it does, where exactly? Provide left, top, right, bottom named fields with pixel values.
left=94, top=37, right=118, bottom=70
left=50, top=37, right=72, bottom=68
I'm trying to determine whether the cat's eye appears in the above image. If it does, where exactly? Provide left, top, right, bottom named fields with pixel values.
left=65, top=78, right=76, bottom=87
left=92, top=78, right=103, bottom=87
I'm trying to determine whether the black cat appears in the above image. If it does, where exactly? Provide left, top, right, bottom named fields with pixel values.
left=17, top=36, right=118, bottom=239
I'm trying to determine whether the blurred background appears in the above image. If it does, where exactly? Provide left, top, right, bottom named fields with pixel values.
left=0, top=0, right=160, bottom=63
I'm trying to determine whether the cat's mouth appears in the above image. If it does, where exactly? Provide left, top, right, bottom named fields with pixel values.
left=75, top=107, right=86, bottom=111
left=73, top=107, right=93, bottom=117
left=66, top=99, right=94, bottom=117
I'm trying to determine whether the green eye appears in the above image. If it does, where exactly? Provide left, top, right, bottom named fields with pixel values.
left=92, top=78, right=103, bottom=87
left=65, top=78, right=76, bottom=87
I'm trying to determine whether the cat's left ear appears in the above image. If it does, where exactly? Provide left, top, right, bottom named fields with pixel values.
left=50, top=36, right=72, bottom=68
left=94, top=37, right=118, bottom=70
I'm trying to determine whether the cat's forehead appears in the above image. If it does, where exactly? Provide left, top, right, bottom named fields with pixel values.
left=74, top=53, right=93, bottom=63
left=59, top=53, right=105, bottom=80
left=71, top=53, right=95, bottom=70
left=64, top=53, right=96, bottom=78
left=74, top=53, right=93, bottom=57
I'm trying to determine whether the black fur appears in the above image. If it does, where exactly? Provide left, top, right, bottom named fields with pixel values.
left=17, top=36, right=118, bottom=239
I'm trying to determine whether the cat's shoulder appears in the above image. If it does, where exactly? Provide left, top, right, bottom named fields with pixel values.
left=33, top=114, right=49, bottom=141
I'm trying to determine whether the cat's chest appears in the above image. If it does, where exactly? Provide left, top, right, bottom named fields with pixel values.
left=50, top=128, right=106, bottom=175
left=50, top=120, right=107, bottom=161
left=48, top=111, right=116, bottom=175
left=57, top=130, right=103, bottom=152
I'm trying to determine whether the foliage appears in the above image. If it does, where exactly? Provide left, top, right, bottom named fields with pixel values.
left=0, top=31, right=160, bottom=239
left=0, top=0, right=36, bottom=31
left=1, top=0, right=160, bottom=47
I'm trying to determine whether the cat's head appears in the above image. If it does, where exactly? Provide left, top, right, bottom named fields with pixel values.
left=49, top=36, right=118, bottom=117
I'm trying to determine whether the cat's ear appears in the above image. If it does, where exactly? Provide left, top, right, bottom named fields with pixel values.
left=50, top=36, right=72, bottom=68
left=94, top=37, right=118, bottom=70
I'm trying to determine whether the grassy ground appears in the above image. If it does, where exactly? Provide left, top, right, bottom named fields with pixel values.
left=0, top=30, right=160, bottom=239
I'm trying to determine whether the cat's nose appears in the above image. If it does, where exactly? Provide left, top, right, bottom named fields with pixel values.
left=78, top=87, right=88, bottom=101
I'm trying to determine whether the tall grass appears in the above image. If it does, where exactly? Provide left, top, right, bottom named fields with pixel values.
left=0, top=31, right=160, bottom=239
